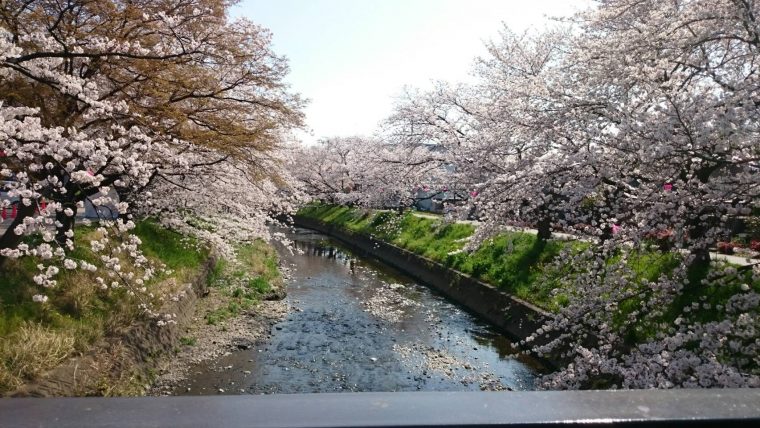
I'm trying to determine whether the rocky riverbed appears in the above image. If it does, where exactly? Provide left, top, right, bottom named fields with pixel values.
left=149, top=285, right=289, bottom=396
left=162, top=228, right=542, bottom=395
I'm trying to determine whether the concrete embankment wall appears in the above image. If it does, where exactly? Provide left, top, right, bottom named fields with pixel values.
left=293, top=216, right=552, bottom=347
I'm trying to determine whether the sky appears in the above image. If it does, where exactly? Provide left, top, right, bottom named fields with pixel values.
left=232, top=0, right=591, bottom=145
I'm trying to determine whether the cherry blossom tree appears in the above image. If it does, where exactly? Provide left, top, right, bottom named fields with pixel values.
left=289, top=137, right=366, bottom=204
left=0, top=0, right=304, bottom=306
left=291, top=135, right=453, bottom=211
left=506, top=0, right=760, bottom=389
left=384, top=29, right=578, bottom=241
left=334, top=0, right=760, bottom=388
left=383, top=84, right=480, bottom=202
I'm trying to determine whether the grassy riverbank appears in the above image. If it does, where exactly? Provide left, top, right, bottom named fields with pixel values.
left=202, top=240, right=283, bottom=326
left=297, top=204, right=759, bottom=318
left=0, top=220, right=208, bottom=394
left=1, top=218, right=286, bottom=395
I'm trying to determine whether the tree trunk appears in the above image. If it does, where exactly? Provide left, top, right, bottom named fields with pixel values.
left=537, top=216, right=552, bottom=242
left=686, top=218, right=710, bottom=271
left=689, top=246, right=711, bottom=268
left=599, top=225, right=613, bottom=243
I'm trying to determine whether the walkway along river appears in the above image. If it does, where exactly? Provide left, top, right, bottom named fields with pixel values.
left=175, top=228, right=544, bottom=394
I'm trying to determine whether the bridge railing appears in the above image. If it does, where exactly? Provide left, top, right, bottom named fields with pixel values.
left=2, top=389, right=759, bottom=427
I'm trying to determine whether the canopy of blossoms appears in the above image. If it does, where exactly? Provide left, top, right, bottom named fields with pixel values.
left=0, top=0, right=304, bottom=313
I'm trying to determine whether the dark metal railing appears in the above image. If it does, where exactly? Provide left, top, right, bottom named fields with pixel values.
left=2, top=389, right=759, bottom=427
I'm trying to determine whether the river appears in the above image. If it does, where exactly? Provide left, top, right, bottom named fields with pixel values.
left=174, top=227, right=543, bottom=394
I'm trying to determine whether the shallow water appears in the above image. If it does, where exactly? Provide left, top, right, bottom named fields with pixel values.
left=175, top=228, right=543, bottom=395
